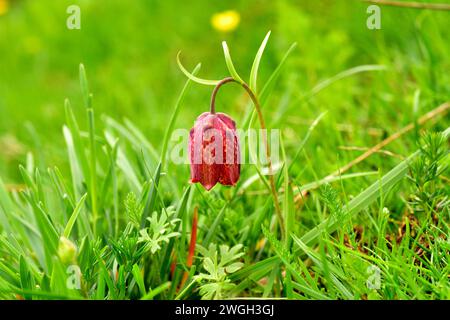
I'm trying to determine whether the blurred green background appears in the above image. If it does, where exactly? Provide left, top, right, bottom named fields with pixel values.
left=0, top=0, right=449, bottom=184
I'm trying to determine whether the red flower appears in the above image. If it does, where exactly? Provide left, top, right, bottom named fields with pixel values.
left=189, top=112, right=240, bottom=190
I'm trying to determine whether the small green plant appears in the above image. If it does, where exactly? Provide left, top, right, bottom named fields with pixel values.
left=409, top=132, right=448, bottom=214
left=320, top=184, right=346, bottom=223
left=138, top=209, right=180, bottom=254
left=124, top=192, right=143, bottom=229
left=195, top=243, right=244, bottom=300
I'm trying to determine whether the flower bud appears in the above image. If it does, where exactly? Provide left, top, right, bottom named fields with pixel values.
left=58, top=236, right=77, bottom=264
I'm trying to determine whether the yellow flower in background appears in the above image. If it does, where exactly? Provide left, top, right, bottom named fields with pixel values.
left=0, top=0, right=9, bottom=16
left=211, top=10, right=240, bottom=32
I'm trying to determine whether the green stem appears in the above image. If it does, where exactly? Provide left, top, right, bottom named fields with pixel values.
left=87, top=106, right=98, bottom=236
left=210, top=78, right=285, bottom=238
left=210, top=77, right=236, bottom=114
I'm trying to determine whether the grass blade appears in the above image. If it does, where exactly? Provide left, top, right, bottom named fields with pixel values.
left=222, top=41, right=244, bottom=83
left=250, top=31, right=271, bottom=93
left=177, top=52, right=220, bottom=85
left=309, top=64, right=386, bottom=98
left=63, top=193, right=87, bottom=238
left=243, top=42, right=297, bottom=128
left=141, top=162, right=162, bottom=226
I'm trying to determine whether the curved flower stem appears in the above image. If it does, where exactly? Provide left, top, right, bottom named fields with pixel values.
left=210, top=77, right=236, bottom=114
left=210, top=77, right=285, bottom=238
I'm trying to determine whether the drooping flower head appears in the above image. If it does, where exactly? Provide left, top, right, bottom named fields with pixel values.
left=189, top=112, right=240, bottom=191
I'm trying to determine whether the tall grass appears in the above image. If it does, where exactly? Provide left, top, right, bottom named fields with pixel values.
left=0, top=59, right=448, bottom=299
left=0, top=0, right=449, bottom=300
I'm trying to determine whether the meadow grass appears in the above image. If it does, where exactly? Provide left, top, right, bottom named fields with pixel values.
left=0, top=0, right=449, bottom=300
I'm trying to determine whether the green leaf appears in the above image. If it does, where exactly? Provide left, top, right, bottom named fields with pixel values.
left=262, top=263, right=279, bottom=298
left=243, top=42, right=297, bottom=128
left=63, top=193, right=87, bottom=238
left=245, top=127, right=271, bottom=194
left=19, top=256, right=34, bottom=300
left=104, top=116, right=158, bottom=161
left=64, top=99, right=90, bottom=195
left=225, top=262, right=244, bottom=274
left=250, top=31, right=271, bottom=93
left=96, top=270, right=106, bottom=300
left=95, top=256, right=116, bottom=299
left=48, top=166, right=75, bottom=209
left=79, top=63, right=91, bottom=109
left=124, top=118, right=159, bottom=160
left=132, top=264, right=147, bottom=296
left=19, top=165, right=37, bottom=194
left=86, top=108, right=98, bottom=235
left=141, top=282, right=171, bottom=300
left=229, top=256, right=279, bottom=282
left=104, top=130, right=141, bottom=193
left=141, top=162, right=162, bottom=227
left=177, top=52, right=221, bottom=86
left=175, top=277, right=198, bottom=300
left=222, top=41, right=244, bottom=83
left=203, top=202, right=228, bottom=247
left=259, top=42, right=297, bottom=106
left=281, top=134, right=294, bottom=248
left=0, top=176, right=13, bottom=233
left=159, top=185, right=192, bottom=279
left=30, top=203, right=59, bottom=272
left=293, top=171, right=379, bottom=195
left=309, top=64, right=387, bottom=97
left=291, top=235, right=353, bottom=299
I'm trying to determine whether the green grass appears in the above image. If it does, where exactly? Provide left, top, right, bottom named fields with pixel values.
left=0, top=0, right=449, bottom=300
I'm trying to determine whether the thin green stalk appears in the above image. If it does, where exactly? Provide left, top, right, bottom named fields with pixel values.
left=87, top=106, right=99, bottom=235
left=79, top=64, right=99, bottom=236
left=210, top=77, right=285, bottom=238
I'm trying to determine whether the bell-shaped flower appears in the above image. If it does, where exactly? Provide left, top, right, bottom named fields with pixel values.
left=189, top=112, right=240, bottom=190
